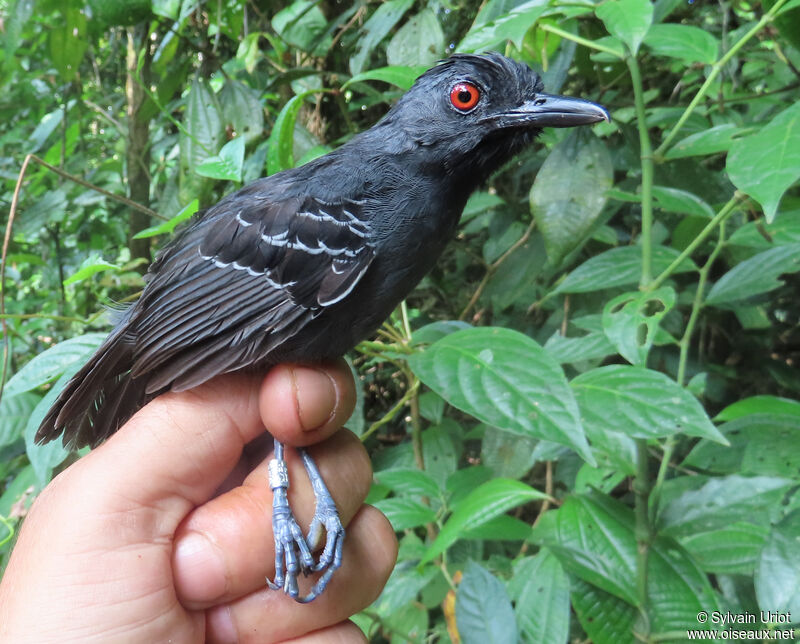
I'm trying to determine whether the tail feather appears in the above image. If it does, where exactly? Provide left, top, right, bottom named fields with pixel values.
left=35, top=332, right=150, bottom=449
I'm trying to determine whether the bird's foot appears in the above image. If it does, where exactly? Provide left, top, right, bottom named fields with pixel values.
left=266, top=457, right=315, bottom=600
left=299, top=496, right=345, bottom=603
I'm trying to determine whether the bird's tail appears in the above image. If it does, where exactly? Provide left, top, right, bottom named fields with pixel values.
left=36, top=330, right=151, bottom=450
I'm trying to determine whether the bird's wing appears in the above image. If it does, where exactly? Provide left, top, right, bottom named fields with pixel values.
left=127, top=192, right=375, bottom=392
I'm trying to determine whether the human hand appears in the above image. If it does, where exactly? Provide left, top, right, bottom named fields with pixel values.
left=0, top=362, right=396, bottom=643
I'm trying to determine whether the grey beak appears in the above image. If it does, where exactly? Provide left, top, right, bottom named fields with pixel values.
left=503, top=94, right=610, bottom=128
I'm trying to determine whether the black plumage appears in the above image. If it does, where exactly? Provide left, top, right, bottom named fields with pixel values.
left=36, top=53, right=608, bottom=601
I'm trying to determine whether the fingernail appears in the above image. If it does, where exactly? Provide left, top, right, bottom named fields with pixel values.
left=290, top=366, right=337, bottom=431
left=173, top=531, right=227, bottom=603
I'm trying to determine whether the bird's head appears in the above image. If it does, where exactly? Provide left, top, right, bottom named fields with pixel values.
left=379, top=52, right=609, bottom=181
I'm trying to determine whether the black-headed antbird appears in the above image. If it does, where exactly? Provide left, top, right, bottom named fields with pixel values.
left=36, top=53, right=608, bottom=602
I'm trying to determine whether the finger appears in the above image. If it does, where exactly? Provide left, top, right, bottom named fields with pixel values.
left=260, top=360, right=356, bottom=447
left=204, top=506, right=396, bottom=644
left=173, top=430, right=371, bottom=608
left=74, top=361, right=354, bottom=519
left=280, top=620, right=367, bottom=644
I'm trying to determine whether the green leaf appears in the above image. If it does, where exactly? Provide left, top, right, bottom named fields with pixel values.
left=715, top=395, right=800, bottom=422
left=727, top=102, right=800, bottom=222
left=196, top=136, right=245, bottom=181
left=63, top=255, right=120, bottom=287
left=458, top=0, right=549, bottom=53
left=0, top=392, right=40, bottom=447
left=181, top=77, right=225, bottom=174
left=4, top=333, right=107, bottom=398
left=48, top=7, right=88, bottom=82
left=30, top=108, right=64, bottom=153
left=756, top=510, right=800, bottom=616
left=572, top=364, right=726, bottom=442
left=571, top=579, right=638, bottom=644
left=408, top=327, right=593, bottom=462
left=422, top=478, right=547, bottom=564
left=652, top=186, right=714, bottom=218
left=272, top=0, right=331, bottom=56
left=664, top=123, right=749, bottom=160
left=343, top=65, right=427, bottom=91
left=508, top=551, right=570, bottom=644
left=462, top=515, right=533, bottom=540
left=728, top=215, right=800, bottom=250
left=481, top=426, right=538, bottom=479
left=456, top=562, right=517, bottom=644
left=681, top=522, right=769, bottom=575
left=220, top=80, right=264, bottom=143
left=644, top=24, right=718, bottom=64
left=386, top=9, right=444, bottom=67
left=349, top=0, right=414, bottom=75
left=601, top=288, right=676, bottom=365
left=531, top=130, right=613, bottom=265
left=595, top=0, right=653, bottom=55
left=372, top=497, right=437, bottom=531
left=705, top=243, right=800, bottom=305
left=555, top=245, right=697, bottom=294
left=267, top=89, right=323, bottom=175
left=658, top=474, right=794, bottom=537
left=543, top=331, right=616, bottom=365
left=375, top=468, right=441, bottom=499
left=133, top=200, right=200, bottom=239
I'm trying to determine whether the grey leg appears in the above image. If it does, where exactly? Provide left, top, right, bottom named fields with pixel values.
left=266, top=438, right=315, bottom=600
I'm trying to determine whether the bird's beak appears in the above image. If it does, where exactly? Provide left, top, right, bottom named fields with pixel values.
left=498, top=94, right=610, bottom=128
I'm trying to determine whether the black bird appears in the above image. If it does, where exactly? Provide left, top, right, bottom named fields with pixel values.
left=36, top=53, right=608, bottom=602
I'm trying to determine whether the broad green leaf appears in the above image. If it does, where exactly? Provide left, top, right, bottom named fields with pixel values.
left=4, top=333, right=106, bottom=398
left=412, top=320, right=472, bottom=346
left=181, top=77, right=224, bottom=173
left=601, top=288, right=676, bottom=365
left=63, top=255, right=120, bottom=287
left=462, top=515, right=533, bottom=540
left=0, top=464, right=38, bottom=518
left=481, top=426, right=537, bottom=479
left=572, top=365, right=726, bottom=442
left=555, top=245, right=697, bottom=294
left=196, top=136, right=245, bottom=181
left=595, top=0, right=653, bottom=55
left=536, top=493, right=722, bottom=630
left=727, top=102, right=800, bottom=222
left=543, top=331, right=616, bottom=365
left=372, top=562, right=439, bottom=617
left=664, top=123, right=749, bottom=160
left=658, top=475, right=794, bottom=537
left=408, top=327, right=592, bottom=462
left=0, top=392, right=40, bottom=447
left=715, top=395, right=800, bottom=422
left=386, top=9, right=444, bottom=67
left=374, top=468, right=440, bottom=499
left=652, top=186, right=714, bottom=218
left=458, top=0, right=549, bottom=52
left=385, top=604, right=427, bottom=643
left=508, top=551, right=570, bottom=644
left=133, top=200, right=199, bottom=239
left=220, top=80, right=264, bottom=143
left=531, top=130, right=613, bottom=265
left=681, top=522, right=769, bottom=575
left=422, top=478, right=547, bottom=564
left=343, top=65, right=427, bottom=91
left=349, top=0, right=414, bottom=75
left=571, top=579, right=638, bottom=644
left=48, top=7, right=87, bottom=82
left=644, top=24, right=718, bottom=64
left=445, top=465, right=493, bottom=507
left=705, top=243, right=800, bottom=305
left=272, top=0, right=331, bottom=56
left=456, top=562, right=517, bottom=644
left=756, top=510, right=800, bottom=616
left=728, top=216, right=800, bottom=249
left=372, top=498, right=437, bottom=531
left=684, top=413, right=800, bottom=478
left=267, top=89, right=324, bottom=175
left=30, top=108, right=63, bottom=153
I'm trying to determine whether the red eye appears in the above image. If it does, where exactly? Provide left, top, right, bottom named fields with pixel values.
left=449, top=82, right=480, bottom=111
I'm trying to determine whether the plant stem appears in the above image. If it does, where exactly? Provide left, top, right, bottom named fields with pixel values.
left=359, top=380, right=420, bottom=442
left=654, top=0, right=790, bottom=158
left=539, top=23, right=623, bottom=58
left=647, top=193, right=742, bottom=291
left=634, top=438, right=652, bottom=638
left=627, top=57, right=655, bottom=287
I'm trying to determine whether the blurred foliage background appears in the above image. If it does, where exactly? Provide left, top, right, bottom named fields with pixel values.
left=1, top=0, right=800, bottom=641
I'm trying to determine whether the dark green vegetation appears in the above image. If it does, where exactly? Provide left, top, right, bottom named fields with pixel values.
left=1, top=0, right=799, bottom=641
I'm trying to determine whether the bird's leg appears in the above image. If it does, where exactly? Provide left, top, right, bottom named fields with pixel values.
left=297, top=447, right=345, bottom=603
left=266, top=438, right=315, bottom=600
